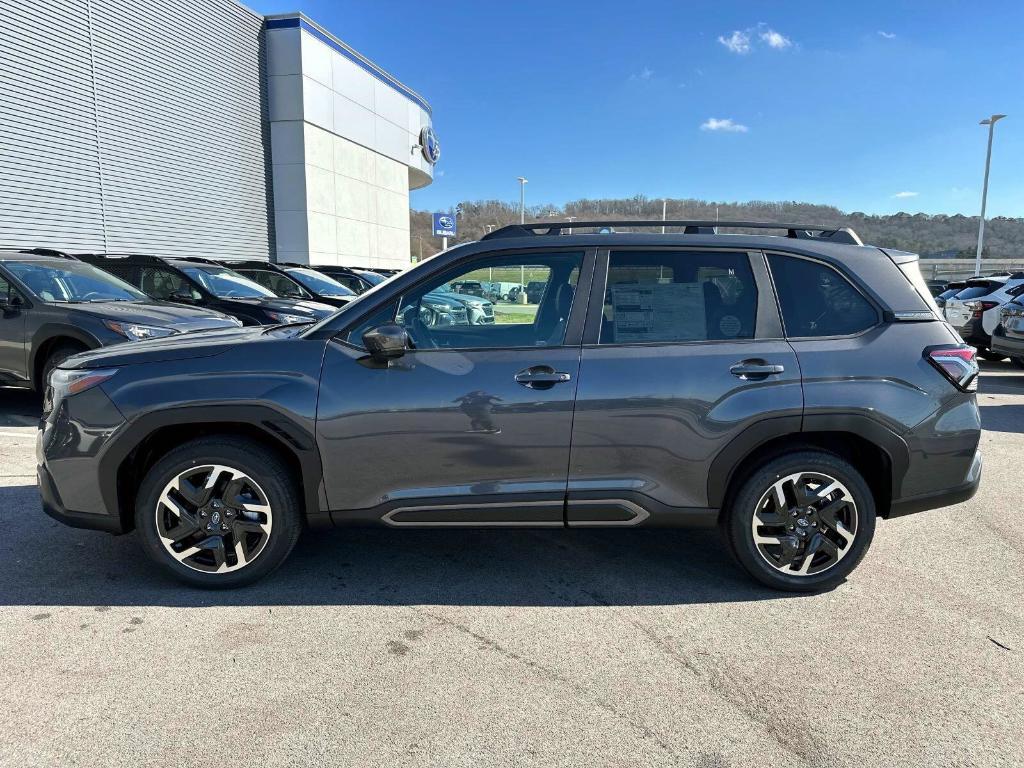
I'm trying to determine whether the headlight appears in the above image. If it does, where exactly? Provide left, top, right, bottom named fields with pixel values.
left=46, top=368, right=118, bottom=410
left=103, top=320, right=178, bottom=341
left=266, top=311, right=312, bottom=325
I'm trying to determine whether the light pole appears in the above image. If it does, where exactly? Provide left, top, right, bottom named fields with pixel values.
left=565, top=216, right=576, bottom=235
left=661, top=199, right=667, bottom=233
left=517, top=176, right=528, bottom=224
left=975, top=114, right=1006, bottom=274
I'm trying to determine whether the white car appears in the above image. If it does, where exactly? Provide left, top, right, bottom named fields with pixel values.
left=943, top=274, right=1024, bottom=358
left=982, top=274, right=1024, bottom=336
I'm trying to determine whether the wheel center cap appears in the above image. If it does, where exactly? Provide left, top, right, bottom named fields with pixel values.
left=210, top=509, right=221, bottom=526
left=796, top=517, right=809, bottom=528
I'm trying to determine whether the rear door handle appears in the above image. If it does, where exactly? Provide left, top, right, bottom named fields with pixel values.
left=730, top=361, right=785, bottom=379
left=515, top=365, right=572, bottom=389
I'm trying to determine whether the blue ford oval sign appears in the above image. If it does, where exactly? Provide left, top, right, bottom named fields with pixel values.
left=420, top=126, right=440, bottom=164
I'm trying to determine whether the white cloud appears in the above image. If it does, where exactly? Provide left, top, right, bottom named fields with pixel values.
left=719, top=24, right=793, bottom=53
left=435, top=169, right=445, bottom=177
left=629, top=65, right=654, bottom=81
left=701, top=118, right=749, bottom=133
left=893, top=191, right=918, bottom=199
left=718, top=30, right=751, bottom=54
left=759, top=28, right=792, bottom=49
left=877, top=30, right=896, bottom=39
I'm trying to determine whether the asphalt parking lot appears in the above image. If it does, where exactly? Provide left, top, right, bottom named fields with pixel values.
left=1, top=363, right=1021, bottom=768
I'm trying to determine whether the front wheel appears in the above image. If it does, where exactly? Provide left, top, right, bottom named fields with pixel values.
left=134, top=437, right=302, bottom=588
left=723, top=451, right=876, bottom=592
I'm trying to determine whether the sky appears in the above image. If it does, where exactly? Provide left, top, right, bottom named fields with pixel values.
left=246, top=0, right=1024, bottom=217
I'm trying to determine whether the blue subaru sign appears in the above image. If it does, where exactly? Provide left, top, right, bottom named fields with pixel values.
left=432, top=213, right=456, bottom=238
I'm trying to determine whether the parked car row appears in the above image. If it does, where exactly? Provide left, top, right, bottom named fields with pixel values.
left=933, top=271, right=1024, bottom=367
left=0, top=247, right=408, bottom=392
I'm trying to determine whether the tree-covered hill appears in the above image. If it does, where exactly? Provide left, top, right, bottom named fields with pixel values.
left=411, top=196, right=1023, bottom=260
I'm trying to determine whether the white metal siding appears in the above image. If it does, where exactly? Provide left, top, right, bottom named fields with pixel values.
left=0, top=0, right=273, bottom=259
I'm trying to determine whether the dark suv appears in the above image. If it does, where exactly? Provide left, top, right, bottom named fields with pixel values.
left=77, top=254, right=337, bottom=325
left=225, top=260, right=357, bottom=308
left=38, top=221, right=982, bottom=592
left=0, top=248, right=240, bottom=390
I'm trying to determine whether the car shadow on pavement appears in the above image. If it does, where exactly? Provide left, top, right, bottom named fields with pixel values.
left=0, top=483, right=807, bottom=608
left=979, top=403, right=1024, bottom=434
left=0, top=388, right=41, bottom=427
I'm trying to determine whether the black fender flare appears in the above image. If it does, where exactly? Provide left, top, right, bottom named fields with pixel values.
left=706, top=414, right=910, bottom=508
left=98, top=404, right=325, bottom=529
left=29, top=324, right=103, bottom=387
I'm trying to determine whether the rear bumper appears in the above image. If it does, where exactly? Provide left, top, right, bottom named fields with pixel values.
left=889, top=449, right=982, bottom=518
left=956, top=318, right=991, bottom=348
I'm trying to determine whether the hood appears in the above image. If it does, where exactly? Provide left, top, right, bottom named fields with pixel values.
left=62, top=325, right=274, bottom=369
left=218, top=297, right=337, bottom=319
left=70, top=300, right=240, bottom=332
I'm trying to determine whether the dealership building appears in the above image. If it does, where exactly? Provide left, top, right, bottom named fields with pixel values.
left=0, top=0, right=436, bottom=268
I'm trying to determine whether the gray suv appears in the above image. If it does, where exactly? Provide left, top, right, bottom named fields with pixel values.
left=37, top=221, right=982, bottom=592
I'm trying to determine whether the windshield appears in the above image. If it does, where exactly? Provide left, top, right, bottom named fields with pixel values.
left=181, top=266, right=276, bottom=298
left=285, top=267, right=355, bottom=297
left=6, top=260, right=147, bottom=302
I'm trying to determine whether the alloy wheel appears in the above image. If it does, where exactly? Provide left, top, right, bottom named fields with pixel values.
left=750, top=471, right=858, bottom=576
left=155, top=465, right=273, bottom=574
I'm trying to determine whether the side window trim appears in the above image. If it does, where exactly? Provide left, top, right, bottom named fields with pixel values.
left=764, top=250, right=882, bottom=340
left=583, top=247, right=767, bottom=347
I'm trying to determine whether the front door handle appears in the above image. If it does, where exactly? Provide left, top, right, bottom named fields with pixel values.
left=730, top=360, right=785, bottom=380
left=515, top=365, right=572, bottom=390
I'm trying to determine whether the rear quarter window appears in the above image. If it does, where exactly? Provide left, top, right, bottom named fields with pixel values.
left=768, top=254, right=878, bottom=338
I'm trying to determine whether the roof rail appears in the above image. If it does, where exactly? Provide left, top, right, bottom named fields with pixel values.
left=74, top=252, right=169, bottom=265
left=17, top=247, right=77, bottom=259
left=480, top=220, right=864, bottom=246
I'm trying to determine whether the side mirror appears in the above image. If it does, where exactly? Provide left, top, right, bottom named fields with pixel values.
left=362, top=325, right=408, bottom=361
left=1, top=295, right=23, bottom=313
left=168, top=290, right=196, bottom=303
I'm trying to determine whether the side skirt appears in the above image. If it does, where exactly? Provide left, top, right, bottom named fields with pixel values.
left=328, top=493, right=718, bottom=528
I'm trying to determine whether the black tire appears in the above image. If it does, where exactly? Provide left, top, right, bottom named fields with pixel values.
left=134, top=437, right=302, bottom=588
left=977, top=349, right=1006, bottom=362
left=40, top=342, right=86, bottom=391
left=1011, top=357, right=1024, bottom=370
left=723, top=450, right=876, bottom=592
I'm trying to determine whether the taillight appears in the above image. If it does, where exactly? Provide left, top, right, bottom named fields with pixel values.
left=966, top=300, right=999, bottom=319
left=926, top=345, right=978, bottom=392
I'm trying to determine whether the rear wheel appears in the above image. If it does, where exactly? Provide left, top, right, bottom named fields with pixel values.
left=135, top=437, right=302, bottom=588
left=723, top=450, right=876, bottom=592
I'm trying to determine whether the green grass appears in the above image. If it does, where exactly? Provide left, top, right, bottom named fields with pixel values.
left=493, top=306, right=538, bottom=324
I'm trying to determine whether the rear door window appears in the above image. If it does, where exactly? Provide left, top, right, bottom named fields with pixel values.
left=768, top=254, right=878, bottom=337
left=599, top=251, right=757, bottom=344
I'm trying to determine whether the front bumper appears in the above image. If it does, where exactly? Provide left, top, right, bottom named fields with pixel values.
left=37, top=384, right=127, bottom=534
left=38, top=461, right=124, bottom=533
